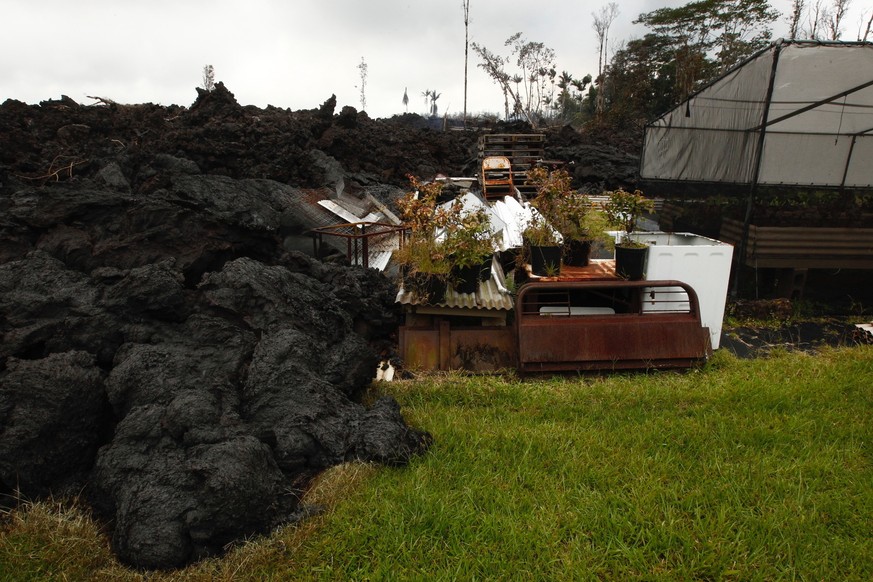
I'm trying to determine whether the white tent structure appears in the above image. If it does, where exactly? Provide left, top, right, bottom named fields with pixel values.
left=641, top=40, right=873, bottom=190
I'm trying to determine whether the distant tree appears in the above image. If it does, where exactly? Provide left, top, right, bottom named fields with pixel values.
left=422, top=89, right=432, bottom=115
left=472, top=33, right=558, bottom=127
left=592, top=3, right=620, bottom=116
left=201, top=64, right=215, bottom=92
left=507, top=33, right=557, bottom=122
left=402, top=87, right=409, bottom=112
left=556, top=71, right=574, bottom=113
left=462, top=0, right=471, bottom=127
left=420, top=89, right=441, bottom=117
left=827, top=0, right=851, bottom=39
left=635, top=0, right=778, bottom=100
left=788, top=0, right=806, bottom=38
left=805, top=0, right=829, bottom=38
left=602, top=33, right=678, bottom=129
left=554, top=71, right=592, bottom=123
left=471, top=43, right=512, bottom=120
left=861, top=9, right=873, bottom=40
left=356, top=57, right=368, bottom=112
left=791, top=0, right=854, bottom=39
left=431, top=91, right=442, bottom=117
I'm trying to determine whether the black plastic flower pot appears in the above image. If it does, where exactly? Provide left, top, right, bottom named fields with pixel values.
left=452, top=264, right=480, bottom=294
left=499, top=249, right=519, bottom=274
left=614, top=245, right=648, bottom=280
left=563, top=239, right=592, bottom=267
left=529, top=244, right=562, bottom=277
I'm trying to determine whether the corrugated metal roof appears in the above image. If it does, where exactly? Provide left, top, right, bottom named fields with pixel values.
left=395, top=254, right=515, bottom=311
left=366, top=243, right=399, bottom=272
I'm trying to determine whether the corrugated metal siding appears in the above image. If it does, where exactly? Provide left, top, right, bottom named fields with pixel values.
left=395, top=255, right=515, bottom=311
left=720, top=218, right=873, bottom=269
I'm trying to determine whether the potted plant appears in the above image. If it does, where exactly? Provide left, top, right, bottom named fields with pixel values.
left=393, top=175, right=455, bottom=304
left=395, top=236, right=452, bottom=303
left=522, top=211, right=562, bottom=277
left=526, top=166, right=605, bottom=267
left=603, top=188, right=655, bottom=280
left=443, top=203, right=497, bottom=294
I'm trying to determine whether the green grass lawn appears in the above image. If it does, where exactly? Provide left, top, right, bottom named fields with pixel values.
left=2, top=347, right=871, bottom=581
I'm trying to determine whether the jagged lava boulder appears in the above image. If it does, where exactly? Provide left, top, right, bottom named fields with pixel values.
left=0, top=87, right=435, bottom=569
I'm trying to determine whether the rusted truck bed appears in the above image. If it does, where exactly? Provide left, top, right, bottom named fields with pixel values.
left=515, top=280, right=712, bottom=373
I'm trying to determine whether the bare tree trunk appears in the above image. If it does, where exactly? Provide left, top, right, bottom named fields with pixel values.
left=862, top=10, right=873, bottom=41
left=828, top=0, right=851, bottom=39
left=789, top=0, right=805, bottom=38
left=463, top=0, right=471, bottom=128
left=592, top=3, right=619, bottom=116
left=807, top=0, right=828, bottom=39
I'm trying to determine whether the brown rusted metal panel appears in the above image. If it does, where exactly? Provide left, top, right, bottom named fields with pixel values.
left=515, top=280, right=712, bottom=373
left=400, top=322, right=516, bottom=372
left=439, top=320, right=451, bottom=370
left=399, top=326, right=440, bottom=371
left=449, top=327, right=516, bottom=371
left=720, top=218, right=873, bottom=269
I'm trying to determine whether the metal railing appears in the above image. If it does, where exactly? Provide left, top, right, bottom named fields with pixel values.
left=309, top=222, right=405, bottom=269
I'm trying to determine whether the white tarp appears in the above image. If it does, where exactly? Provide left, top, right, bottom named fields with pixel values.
left=641, top=41, right=873, bottom=188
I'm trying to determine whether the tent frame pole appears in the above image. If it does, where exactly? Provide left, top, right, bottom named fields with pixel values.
left=749, top=78, right=873, bottom=132
left=841, top=135, right=857, bottom=190
left=733, top=41, right=783, bottom=297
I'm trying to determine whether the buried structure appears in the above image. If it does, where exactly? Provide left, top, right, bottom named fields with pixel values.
left=313, top=153, right=735, bottom=373
left=0, top=84, right=726, bottom=570
left=380, top=137, right=734, bottom=373
left=393, top=211, right=734, bottom=373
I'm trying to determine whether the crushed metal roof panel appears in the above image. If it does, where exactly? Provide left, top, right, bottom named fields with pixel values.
left=367, top=240, right=398, bottom=271
left=490, top=195, right=562, bottom=248
left=318, top=199, right=381, bottom=224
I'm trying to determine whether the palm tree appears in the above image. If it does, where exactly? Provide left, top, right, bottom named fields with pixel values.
left=430, top=92, right=442, bottom=116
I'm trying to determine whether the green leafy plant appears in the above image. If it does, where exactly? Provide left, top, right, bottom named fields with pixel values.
left=521, top=211, right=560, bottom=247
left=394, top=175, right=455, bottom=297
left=526, top=166, right=583, bottom=238
left=542, top=262, right=560, bottom=277
left=526, top=166, right=612, bottom=245
left=395, top=175, right=498, bottom=300
left=443, top=205, right=496, bottom=269
left=603, top=187, right=654, bottom=248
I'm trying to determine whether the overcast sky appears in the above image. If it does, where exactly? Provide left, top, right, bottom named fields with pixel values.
left=2, top=1, right=870, bottom=119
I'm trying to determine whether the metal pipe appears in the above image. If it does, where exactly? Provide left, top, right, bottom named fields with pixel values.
left=733, top=40, right=783, bottom=297
left=841, top=135, right=858, bottom=191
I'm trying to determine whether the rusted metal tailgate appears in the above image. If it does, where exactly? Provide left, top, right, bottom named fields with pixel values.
left=516, top=280, right=712, bottom=373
